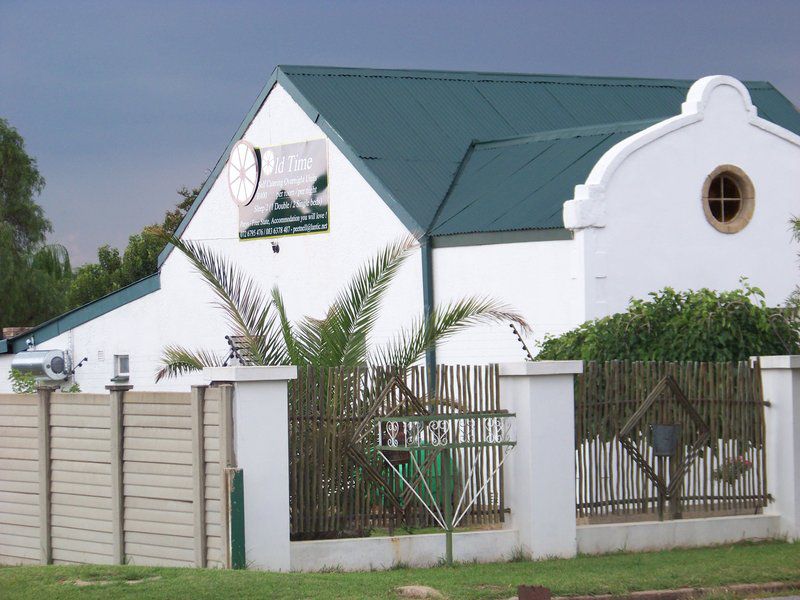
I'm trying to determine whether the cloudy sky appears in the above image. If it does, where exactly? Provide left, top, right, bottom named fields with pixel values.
left=2, top=0, right=799, bottom=264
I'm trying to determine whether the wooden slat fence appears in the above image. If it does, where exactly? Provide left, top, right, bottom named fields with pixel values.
left=575, top=360, right=769, bottom=522
left=288, top=364, right=505, bottom=540
left=0, top=385, right=233, bottom=567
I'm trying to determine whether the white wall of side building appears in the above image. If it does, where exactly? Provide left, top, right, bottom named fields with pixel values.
left=432, top=239, right=583, bottom=363
left=566, top=76, right=800, bottom=320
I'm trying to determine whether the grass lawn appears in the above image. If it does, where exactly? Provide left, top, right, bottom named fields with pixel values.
left=0, top=541, right=798, bottom=600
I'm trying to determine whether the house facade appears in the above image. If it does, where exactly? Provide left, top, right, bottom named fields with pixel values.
left=2, top=67, right=799, bottom=392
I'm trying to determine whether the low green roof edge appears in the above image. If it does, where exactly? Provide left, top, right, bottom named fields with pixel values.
left=1, top=272, right=161, bottom=354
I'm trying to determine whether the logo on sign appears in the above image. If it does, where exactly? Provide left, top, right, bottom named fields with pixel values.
left=227, top=140, right=260, bottom=207
left=262, top=149, right=276, bottom=176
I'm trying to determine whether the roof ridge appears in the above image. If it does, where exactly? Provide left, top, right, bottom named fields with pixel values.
left=471, top=118, right=662, bottom=149
left=278, top=65, right=775, bottom=89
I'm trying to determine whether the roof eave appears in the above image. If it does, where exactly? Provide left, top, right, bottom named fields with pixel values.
left=1, top=272, right=161, bottom=354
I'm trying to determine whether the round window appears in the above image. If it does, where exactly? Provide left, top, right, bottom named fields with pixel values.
left=702, top=165, right=754, bottom=233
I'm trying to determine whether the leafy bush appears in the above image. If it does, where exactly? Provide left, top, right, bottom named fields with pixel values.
left=536, top=281, right=800, bottom=362
left=8, top=368, right=37, bottom=394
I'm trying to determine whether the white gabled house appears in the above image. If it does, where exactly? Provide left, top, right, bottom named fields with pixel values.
left=3, top=67, right=799, bottom=392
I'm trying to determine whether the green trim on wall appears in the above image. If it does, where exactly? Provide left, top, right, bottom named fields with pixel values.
left=1, top=273, right=161, bottom=354
left=431, top=228, right=573, bottom=249
left=229, top=468, right=246, bottom=570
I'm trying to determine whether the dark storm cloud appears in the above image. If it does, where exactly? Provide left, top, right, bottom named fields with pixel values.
left=1, top=0, right=798, bottom=264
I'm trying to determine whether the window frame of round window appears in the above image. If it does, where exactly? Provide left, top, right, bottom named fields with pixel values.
left=701, top=165, right=755, bottom=234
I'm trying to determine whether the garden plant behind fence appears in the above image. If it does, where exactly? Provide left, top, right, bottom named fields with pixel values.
left=575, top=360, right=769, bottom=522
left=288, top=364, right=505, bottom=540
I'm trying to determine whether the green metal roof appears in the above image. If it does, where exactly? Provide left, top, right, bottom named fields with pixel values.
left=430, top=120, right=660, bottom=235
left=276, top=66, right=800, bottom=234
left=160, top=65, right=800, bottom=264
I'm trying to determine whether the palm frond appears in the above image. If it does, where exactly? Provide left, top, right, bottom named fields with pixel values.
left=296, top=236, right=416, bottom=366
left=163, top=235, right=288, bottom=366
left=155, top=345, right=224, bottom=382
left=371, top=297, right=530, bottom=370
left=270, top=286, right=307, bottom=365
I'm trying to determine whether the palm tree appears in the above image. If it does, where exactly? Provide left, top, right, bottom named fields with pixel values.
left=155, top=235, right=528, bottom=381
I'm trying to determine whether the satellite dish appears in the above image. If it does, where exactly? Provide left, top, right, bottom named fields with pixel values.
left=227, top=140, right=260, bottom=206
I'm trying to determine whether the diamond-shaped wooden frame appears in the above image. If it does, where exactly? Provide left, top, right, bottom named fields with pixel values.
left=345, top=376, right=434, bottom=514
left=619, top=375, right=711, bottom=498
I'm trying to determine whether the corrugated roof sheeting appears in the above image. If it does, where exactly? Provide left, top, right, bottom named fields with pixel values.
left=281, top=67, right=800, bottom=235
left=430, top=122, right=658, bottom=236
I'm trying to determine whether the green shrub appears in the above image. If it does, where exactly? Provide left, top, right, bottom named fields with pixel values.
left=8, top=368, right=37, bottom=394
left=536, top=281, right=800, bottom=362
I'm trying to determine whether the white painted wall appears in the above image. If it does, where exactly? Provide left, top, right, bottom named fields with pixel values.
left=566, top=76, right=800, bottom=320
left=577, top=514, right=779, bottom=555
left=433, top=239, right=582, bottom=363
left=290, top=529, right=519, bottom=571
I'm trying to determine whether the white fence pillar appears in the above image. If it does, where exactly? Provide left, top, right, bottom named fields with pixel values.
left=499, top=361, right=582, bottom=559
left=759, top=355, right=800, bottom=540
left=205, top=366, right=297, bottom=571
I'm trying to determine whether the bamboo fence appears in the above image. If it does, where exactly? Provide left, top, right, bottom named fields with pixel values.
left=287, top=364, right=505, bottom=540
left=575, top=360, right=769, bottom=522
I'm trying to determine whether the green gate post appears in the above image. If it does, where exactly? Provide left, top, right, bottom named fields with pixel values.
left=229, top=468, right=246, bottom=569
left=443, top=448, right=454, bottom=566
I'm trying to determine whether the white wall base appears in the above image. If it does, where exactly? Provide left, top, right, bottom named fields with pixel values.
left=290, top=529, right=519, bottom=572
left=577, top=515, right=781, bottom=555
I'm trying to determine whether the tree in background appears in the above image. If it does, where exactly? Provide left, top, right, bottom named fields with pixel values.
left=0, top=118, right=72, bottom=328
left=535, top=281, right=800, bottom=362
left=67, top=186, right=199, bottom=308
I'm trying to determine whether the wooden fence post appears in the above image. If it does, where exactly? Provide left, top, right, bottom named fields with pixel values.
left=106, top=384, right=132, bottom=565
left=191, top=385, right=207, bottom=568
left=37, top=385, right=54, bottom=565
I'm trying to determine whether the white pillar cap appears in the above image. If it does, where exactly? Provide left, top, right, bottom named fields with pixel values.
left=498, top=361, right=583, bottom=377
left=204, top=365, right=298, bottom=383
left=756, top=355, right=800, bottom=370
